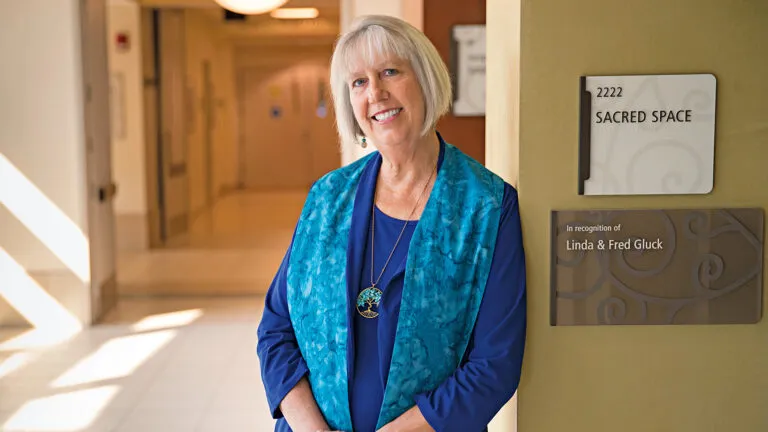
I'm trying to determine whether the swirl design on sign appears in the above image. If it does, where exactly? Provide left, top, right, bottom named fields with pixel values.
left=626, top=140, right=704, bottom=194
left=586, top=75, right=715, bottom=195
left=554, top=209, right=763, bottom=325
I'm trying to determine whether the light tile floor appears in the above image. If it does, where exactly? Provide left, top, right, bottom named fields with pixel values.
left=117, top=190, right=307, bottom=297
left=0, top=297, right=275, bottom=431
left=0, top=190, right=312, bottom=431
left=164, top=189, right=306, bottom=251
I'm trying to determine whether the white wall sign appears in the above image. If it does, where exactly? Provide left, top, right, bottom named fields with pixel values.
left=451, top=25, right=485, bottom=116
left=579, top=74, right=717, bottom=195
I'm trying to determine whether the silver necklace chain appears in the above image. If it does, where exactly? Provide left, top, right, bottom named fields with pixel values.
left=369, top=165, right=436, bottom=288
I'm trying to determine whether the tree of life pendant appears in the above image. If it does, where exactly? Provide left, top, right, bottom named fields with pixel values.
left=356, top=287, right=382, bottom=319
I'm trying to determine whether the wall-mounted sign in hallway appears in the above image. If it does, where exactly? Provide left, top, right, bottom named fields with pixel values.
left=450, top=24, right=485, bottom=116
left=550, top=208, right=763, bottom=326
left=578, top=74, right=717, bottom=195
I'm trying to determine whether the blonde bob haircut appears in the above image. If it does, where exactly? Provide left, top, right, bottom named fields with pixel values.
left=330, top=15, right=453, bottom=147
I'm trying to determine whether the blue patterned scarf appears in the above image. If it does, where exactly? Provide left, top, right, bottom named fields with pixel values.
left=286, top=142, right=504, bottom=430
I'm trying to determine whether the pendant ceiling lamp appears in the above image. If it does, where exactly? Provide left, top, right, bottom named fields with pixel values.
left=214, top=0, right=289, bottom=15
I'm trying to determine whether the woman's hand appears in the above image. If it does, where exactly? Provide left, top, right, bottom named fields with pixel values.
left=376, top=406, right=434, bottom=432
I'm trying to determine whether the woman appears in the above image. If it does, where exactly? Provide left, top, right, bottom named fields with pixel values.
left=257, top=15, right=526, bottom=432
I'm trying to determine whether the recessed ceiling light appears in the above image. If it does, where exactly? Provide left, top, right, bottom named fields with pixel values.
left=270, top=7, right=320, bottom=19
left=215, top=0, right=289, bottom=15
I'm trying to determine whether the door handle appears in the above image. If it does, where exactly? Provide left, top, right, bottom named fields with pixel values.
left=98, top=182, right=118, bottom=202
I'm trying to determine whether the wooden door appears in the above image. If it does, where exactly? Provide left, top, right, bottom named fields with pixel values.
left=157, top=9, right=190, bottom=240
left=300, top=64, right=342, bottom=181
left=238, top=60, right=339, bottom=190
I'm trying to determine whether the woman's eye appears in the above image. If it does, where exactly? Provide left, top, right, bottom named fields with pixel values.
left=352, top=78, right=366, bottom=88
left=383, top=69, right=398, bottom=76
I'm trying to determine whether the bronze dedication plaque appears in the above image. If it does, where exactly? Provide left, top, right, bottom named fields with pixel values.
left=551, top=208, right=764, bottom=325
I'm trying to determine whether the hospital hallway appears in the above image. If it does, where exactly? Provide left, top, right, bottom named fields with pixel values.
left=117, top=190, right=306, bottom=297
left=0, top=190, right=307, bottom=431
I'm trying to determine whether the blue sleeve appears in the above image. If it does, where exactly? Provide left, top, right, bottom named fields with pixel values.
left=256, top=235, right=310, bottom=419
left=414, top=183, right=527, bottom=432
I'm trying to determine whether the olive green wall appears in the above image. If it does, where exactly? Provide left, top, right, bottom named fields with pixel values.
left=515, top=0, right=768, bottom=431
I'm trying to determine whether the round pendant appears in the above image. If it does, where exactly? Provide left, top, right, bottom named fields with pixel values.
left=356, top=287, right=382, bottom=319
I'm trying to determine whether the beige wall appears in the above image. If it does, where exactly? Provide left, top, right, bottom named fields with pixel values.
left=107, top=0, right=149, bottom=251
left=486, top=0, right=519, bottom=189
left=486, top=0, right=768, bottom=430
left=183, top=10, right=239, bottom=217
left=212, top=39, right=238, bottom=197
left=486, top=2, right=521, bottom=429
left=0, top=0, right=93, bottom=326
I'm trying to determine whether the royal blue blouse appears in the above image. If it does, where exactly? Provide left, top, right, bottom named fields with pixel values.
left=257, top=140, right=527, bottom=432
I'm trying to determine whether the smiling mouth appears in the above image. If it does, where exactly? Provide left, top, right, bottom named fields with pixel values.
left=371, top=108, right=402, bottom=122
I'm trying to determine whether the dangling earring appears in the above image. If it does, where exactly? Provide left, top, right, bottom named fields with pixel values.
left=361, top=137, right=367, bottom=148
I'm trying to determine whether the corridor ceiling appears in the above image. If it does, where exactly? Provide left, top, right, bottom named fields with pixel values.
left=135, top=0, right=341, bottom=44
left=136, top=0, right=339, bottom=14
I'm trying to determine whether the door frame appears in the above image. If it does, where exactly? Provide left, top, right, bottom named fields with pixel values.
left=141, top=7, right=164, bottom=248
left=79, top=0, right=118, bottom=323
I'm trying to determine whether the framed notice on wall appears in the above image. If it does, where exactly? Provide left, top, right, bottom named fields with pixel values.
left=578, top=74, right=717, bottom=196
left=450, top=24, right=485, bottom=116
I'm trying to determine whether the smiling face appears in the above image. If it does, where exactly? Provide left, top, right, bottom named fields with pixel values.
left=347, top=56, right=425, bottom=149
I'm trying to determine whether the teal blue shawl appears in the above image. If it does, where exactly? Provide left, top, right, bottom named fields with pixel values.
left=286, top=142, right=504, bottom=430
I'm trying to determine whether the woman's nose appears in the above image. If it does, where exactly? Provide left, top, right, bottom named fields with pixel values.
left=367, top=80, right=388, bottom=103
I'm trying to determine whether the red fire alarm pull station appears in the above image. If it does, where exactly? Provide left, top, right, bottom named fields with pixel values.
left=116, top=32, right=130, bottom=52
